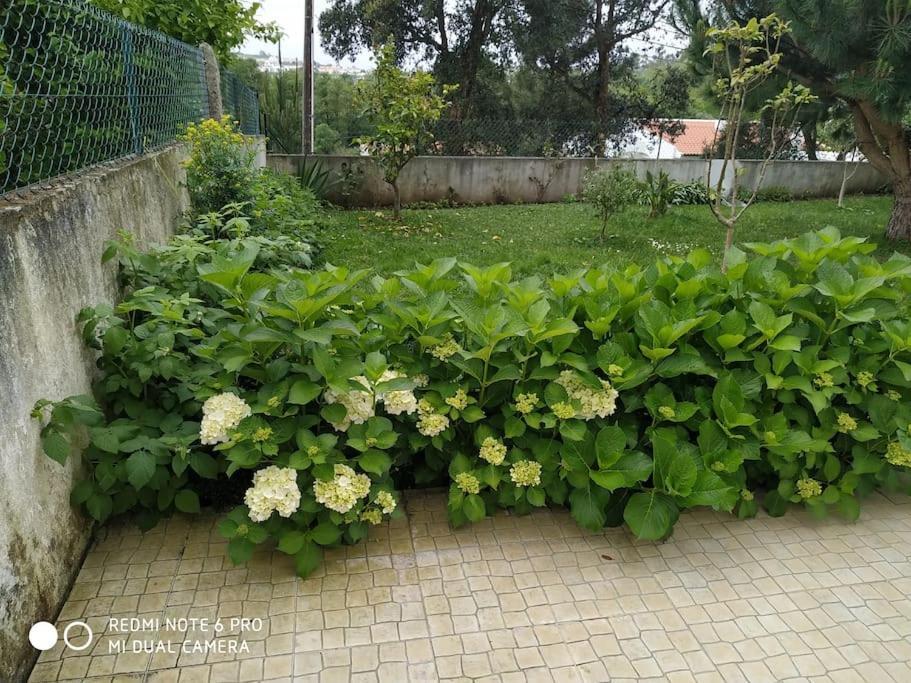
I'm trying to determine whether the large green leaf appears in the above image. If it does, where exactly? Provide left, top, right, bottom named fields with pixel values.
left=623, top=492, right=679, bottom=541
left=680, top=471, right=738, bottom=511
left=569, top=486, right=608, bottom=530
left=125, top=451, right=157, bottom=490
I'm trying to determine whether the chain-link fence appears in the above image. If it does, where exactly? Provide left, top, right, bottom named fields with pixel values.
left=430, top=119, right=605, bottom=157
left=287, top=116, right=625, bottom=158
left=0, top=0, right=259, bottom=198
left=221, top=70, right=261, bottom=136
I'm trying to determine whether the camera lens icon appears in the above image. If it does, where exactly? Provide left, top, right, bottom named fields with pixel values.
left=28, top=622, right=58, bottom=651
left=29, top=621, right=93, bottom=652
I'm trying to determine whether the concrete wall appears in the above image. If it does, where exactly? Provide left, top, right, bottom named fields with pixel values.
left=268, top=154, right=889, bottom=207
left=0, top=146, right=190, bottom=682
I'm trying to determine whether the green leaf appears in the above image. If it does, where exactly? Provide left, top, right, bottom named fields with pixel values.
left=288, top=379, right=322, bottom=405
left=310, top=522, right=343, bottom=546
left=463, top=494, right=487, bottom=522
left=680, top=471, right=738, bottom=511
left=174, top=490, right=200, bottom=514
left=837, top=495, right=860, bottom=522
left=461, top=405, right=485, bottom=422
left=90, top=427, right=121, bottom=454
left=278, top=530, right=307, bottom=555
left=559, top=420, right=587, bottom=442
left=42, top=429, right=71, bottom=465
left=86, top=493, right=113, bottom=522
left=664, top=456, right=697, bottom=498
left=125, top=451, right=157, bottom=489
left=228, top=537, right=254, bottom=565
left=358, top=450, right=392, bottom=475
left=595, top=425, right=626, bottom=468
left=295, top=540, right=323, bottom=577
left=70, top=480, right=94, bottom=505
left=623, top=492, right=678, bottom=541
left=569, top=486, right=607, bottom=530
left=189, top=452, right=219, bottom=479
left=527, top=487, right=546, bottom=507
left=103, top=325, right=129, bottom=356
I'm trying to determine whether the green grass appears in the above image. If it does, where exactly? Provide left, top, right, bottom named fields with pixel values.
left=320, top=196, right=904, bottom=275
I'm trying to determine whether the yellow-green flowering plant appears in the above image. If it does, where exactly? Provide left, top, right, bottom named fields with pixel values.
left=35, top=227, right=911, bottom=576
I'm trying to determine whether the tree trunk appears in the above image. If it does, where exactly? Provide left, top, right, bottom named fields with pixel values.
left=392, top=180, right=402, bottom=220
left=850, top=101, right=911, bottom=240
left=594, top=47, right=611, bottom=156
left=721, top=223, right=735, bottom=273
left=802, top=122, right=818, bottom=160
left=886, top=183, right=911, bottom=241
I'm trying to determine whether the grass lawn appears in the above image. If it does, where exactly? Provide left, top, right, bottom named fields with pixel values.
left=320, top=196, right=906, bottom=275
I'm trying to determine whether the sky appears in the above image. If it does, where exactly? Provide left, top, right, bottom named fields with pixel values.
left=241, top=0, right=373, bottom=68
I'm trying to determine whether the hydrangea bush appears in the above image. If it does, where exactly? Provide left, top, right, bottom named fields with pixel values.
left=36, top=228, right=911, bottom=576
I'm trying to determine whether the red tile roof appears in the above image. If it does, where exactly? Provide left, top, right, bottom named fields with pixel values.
left=658, top=119, right=723, bottom=156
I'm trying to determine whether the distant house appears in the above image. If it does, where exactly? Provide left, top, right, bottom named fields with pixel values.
left=614, top=119, right=724, bottom=159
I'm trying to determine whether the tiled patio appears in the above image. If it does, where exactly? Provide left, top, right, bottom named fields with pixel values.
left=29, top=489, right=911, bottom=683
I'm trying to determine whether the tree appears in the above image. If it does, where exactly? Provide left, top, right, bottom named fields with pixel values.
left=356, top=42, right=456, bottom=218
left=582, top=166, right=639, bottom=240
left=320, top=0, right=511, bottom=118
left=92, top=0, right=278, bottom=60
left=512, top=0, right=671, bottom=153
left=702, top=15, right=816, bottom=270
left=690, top=0, right=911, bottom=240
left=819, top=105, right=861, bottom=208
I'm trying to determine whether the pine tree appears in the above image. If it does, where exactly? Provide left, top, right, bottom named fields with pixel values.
left=685, top=0, right=911, bottom=240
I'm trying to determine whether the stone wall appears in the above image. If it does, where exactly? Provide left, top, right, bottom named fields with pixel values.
left=0, top=145, right=190, bottom=682
left=268, top=154, right=888, bottom=207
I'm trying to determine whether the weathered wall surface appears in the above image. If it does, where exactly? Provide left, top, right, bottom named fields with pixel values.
left=268, top=154, right=888, bottom=207
left=0, top=146, right=189, bottom=682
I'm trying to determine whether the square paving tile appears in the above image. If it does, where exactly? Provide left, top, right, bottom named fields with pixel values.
left=30, top=489, right=911, bottom=682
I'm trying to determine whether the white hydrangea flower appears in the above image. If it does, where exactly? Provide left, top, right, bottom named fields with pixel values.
left=200, top=392, right=252, bottom=445
left=377, top=369, right=418, bottom=416
left=418, top=412, right=450, bottom=437
left=375, top=490, right=397, bottom=514
left=323, top=377, right=375, bottom=431
left=555, top=370, right=618, bottom=420
left=510, top=460, right=542, bottom=487
left=313, top=464, right=371, bottom=513
left=244, top=466, right=301, bottom=522
left=479, top=437, right=507, bottom=465
left=323, top=369, right=419, bottom=430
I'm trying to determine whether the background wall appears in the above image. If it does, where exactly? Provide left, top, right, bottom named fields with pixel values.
left=0, top=146, right=190, bottom=682
left=268, top=155, right=889, bottom=207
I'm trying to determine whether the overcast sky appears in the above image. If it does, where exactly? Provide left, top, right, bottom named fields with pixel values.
left=242, top=0, right=373, bottom=68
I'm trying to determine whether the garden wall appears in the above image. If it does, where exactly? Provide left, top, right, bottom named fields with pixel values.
left=268, top=154, right=888, bottom=207
left=0, top=146, right=191, bottom=682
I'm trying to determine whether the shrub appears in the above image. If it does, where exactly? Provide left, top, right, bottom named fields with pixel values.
left=36, top=228, right=911, bottom=576
left=181, top=118, right=322, bottom=263
left=755, top=185, right=794, bottom=203
left=639, top=169, right=678, bottom=218
left=670, top=181, right=713, bottom=205
left=582, top=166, right=639, bottom=239
left=181, top=116, right=257, bottom=215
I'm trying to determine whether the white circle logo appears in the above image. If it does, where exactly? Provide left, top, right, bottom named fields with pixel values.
left=63, top=621, right=93, bottom=651
left=28, top=622, right=58, bottom=651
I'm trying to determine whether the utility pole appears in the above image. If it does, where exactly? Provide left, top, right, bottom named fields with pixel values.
left=301, top=0, right=314, bottom=155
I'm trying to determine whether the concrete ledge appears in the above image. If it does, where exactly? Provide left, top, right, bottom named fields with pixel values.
left=0, top=145, right=190, bottom=682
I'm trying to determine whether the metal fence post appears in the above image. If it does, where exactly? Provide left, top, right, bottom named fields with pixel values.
left=122, top=25, right=142, bottom=155
left=200, top=43, right=223, bottom=120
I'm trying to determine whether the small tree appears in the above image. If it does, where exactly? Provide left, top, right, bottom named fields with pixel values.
left=704, top=15, right=816, bottom=270
left=357, top=42, right=456, bottom=218
left=582, top=166, right=640, bottom=241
